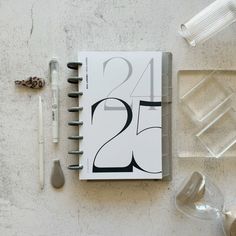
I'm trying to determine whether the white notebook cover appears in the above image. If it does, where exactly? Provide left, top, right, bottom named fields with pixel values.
left=78, top=51, right=171, bottom=180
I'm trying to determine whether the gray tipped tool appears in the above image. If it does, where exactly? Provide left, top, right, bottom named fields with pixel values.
left=50, top=159, right=65, bottom=189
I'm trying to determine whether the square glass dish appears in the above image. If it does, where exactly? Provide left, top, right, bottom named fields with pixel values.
left=177, top=70, right=236, bottom=158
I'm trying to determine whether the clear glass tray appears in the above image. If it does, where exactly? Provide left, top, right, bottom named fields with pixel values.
left=177, top=70, right=236, bottom=158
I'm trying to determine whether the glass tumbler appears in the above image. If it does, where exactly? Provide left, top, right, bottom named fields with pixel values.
left=179, top=0, right=236, bottom=46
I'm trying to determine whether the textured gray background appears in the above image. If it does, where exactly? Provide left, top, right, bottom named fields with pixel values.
left=1, top=0, right=236, bottom=235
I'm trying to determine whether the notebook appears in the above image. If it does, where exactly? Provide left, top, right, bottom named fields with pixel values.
left=67, top=51, right=172, bottom=180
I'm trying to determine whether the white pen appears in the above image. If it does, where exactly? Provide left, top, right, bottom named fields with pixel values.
left=38, top=96, right=44, bottom=190
left=49, top=59, right=59, bottom=143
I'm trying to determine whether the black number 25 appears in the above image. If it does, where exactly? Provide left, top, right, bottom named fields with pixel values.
left=91, top=97, right=162, bottom=174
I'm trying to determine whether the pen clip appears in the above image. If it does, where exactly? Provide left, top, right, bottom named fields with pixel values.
left=49, top=58, right=59, bottom=83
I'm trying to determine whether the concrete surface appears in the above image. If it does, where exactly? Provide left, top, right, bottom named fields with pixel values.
left=0, top=0, right=236, bottom=235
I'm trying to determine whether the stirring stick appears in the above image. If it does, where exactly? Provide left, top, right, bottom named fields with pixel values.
left=38, top=96, right=44, bottom=190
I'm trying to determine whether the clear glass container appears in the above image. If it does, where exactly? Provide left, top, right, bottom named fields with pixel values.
left=176, top=172, right=236, bottom=236
left=179, top=0, right=236, bottom=46
left=175, top=172, right=224, bottom=220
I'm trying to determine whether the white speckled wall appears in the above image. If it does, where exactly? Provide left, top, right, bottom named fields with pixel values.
left=1, top=0, right=236, bottom=235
